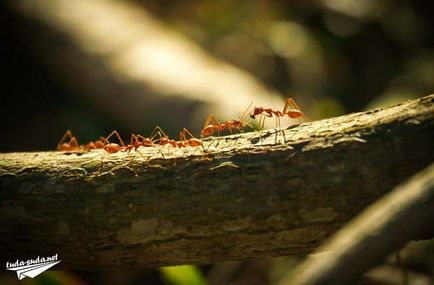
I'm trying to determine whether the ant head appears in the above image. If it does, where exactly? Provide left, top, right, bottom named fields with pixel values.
left=250, top=107, right=262, bottom=119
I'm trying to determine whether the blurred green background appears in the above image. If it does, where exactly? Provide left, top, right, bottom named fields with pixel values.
left=0, top=0, right=433, bottom=284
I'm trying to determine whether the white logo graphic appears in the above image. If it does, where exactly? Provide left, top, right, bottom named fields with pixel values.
left=6, top=254, right=61, bottom=280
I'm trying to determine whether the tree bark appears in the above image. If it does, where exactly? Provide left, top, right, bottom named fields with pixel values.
left=278, top=162, right=434, bottom=285
left=0, top=95, right=433, bottom=270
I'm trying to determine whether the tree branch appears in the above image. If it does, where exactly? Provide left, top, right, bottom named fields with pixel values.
left=278, top=162, right=434, bottom=285
left=0, top=95, right=433, bottom=269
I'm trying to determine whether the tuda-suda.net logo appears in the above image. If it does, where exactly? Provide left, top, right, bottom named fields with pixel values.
left=5, top=254, right=61, bottom=280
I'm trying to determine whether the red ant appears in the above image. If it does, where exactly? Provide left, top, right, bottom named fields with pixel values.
left=57, top=130, right=80, bottom=151
left=96, top=130, right=163, bottom=170
left=102, top=130, right=152, bottom=154
left=250, top=97, right=303, bottom=130
left=83, top=137, right=107, bottom=150
left=200, top=103, right=253, bottom=137
left=179, top=128, right=203, bottom=147
left=101, top=128, right=167, bottom=154
left=151, top=126, right=203, bottom=148
left=57, top=130, right=109, bottom=152
left=100, top=130, right=126, bottom=154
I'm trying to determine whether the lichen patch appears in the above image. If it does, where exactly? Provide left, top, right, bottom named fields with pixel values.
left=117, top=218, right=160, bottom=245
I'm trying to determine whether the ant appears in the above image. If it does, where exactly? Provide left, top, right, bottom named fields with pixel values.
left=96, top=130, right=161, bottom=171
left=57, top=130, right=80, bottom=151
left=83, top=137, right=107, bottom=151
left=101, top=130, right=127, bottom=154
left=143, top=126, right=205, bottom=157
left=250, top=97, right=303, bottom=130
left=200, top=103, right=253, bottom=137
left=131, top=128, right=169, bottom=155
left=179, top=128, right=203, bottom=148
left=101, top=129, right=169, bottom=158
left=151, top=126, right=203, bottom=149
left=101, top=130, right=155, bottom=153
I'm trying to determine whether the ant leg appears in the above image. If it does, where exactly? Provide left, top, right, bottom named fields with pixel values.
left=282, top=98, right=291, bottom=115
left=179, top=130, right=187, bottom=147
left=203, top=114, right=220, bottom=128
left=288, top=97, right=301, bottom=111
left=130, top=133, right=139, bottom=145
left=140, top=135, right=165, bottom=158
left=231, top=126, right=241, bottom=135
left=274, top=115, right=280, bottom=144
left=57, top=130, right=72, bottom=146
left=149, top=126, right=171, bottom=156
left=103, top=130, right=125, bottom=147
left=180, top=128, right=197, bottom=140
left=287, top=98, right=304, bottom=124
left=259, top=114, right=266, bottom=131
left=135, top=133, right=163, bottom=158
left=257, top=116, right=262, bottom=131
left=289, top=98, right=303, bottom=123
left=157, top=148, right=165, bottom=159
left=57, top=130, right=80, bottom=150
left=138, top=132, right=165, bottom=158
left=205, top=136, right=221, bottom=152
left=258, top=115, right=266, bottom=142
left=127, top=148, right=149, bottom=166
left=274, top=115, right=284, bottom=144
left=282, top=98, right=301, bottom=115
left=281, top=128, right=287, bottom=144
left=274, top=116, right=279, bottom=144
left=241, top=118, right=255, bottom=132
left=202, top=114, right=220, bottom=129
left=204, top=138, right=214, bottom=152
left=71, top=137, right=80, bottom=150
left=201, top=114, right=221, bottom=137
left=97, top=150, right=108, bottom=173
left=181, top=128, right=205, bottom=151
left=150, top=126, right=169, bottom=139
left=125, top=134, right=141, bottom=163
left=239, top=101, right=254, bottom=122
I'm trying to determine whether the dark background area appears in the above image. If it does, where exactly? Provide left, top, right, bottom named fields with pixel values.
left=1, top=0, right=432, bottom=152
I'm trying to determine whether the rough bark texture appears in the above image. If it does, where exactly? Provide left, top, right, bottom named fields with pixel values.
left=0, top=95, right=433, bottom=270
left=279, top=162, right=434, bottom=285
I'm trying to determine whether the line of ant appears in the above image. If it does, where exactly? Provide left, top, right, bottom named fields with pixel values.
left=57, top=97, right=304, bottom=155
left=57, top=127, right=204, bottom=154
left=56, top=127, right=203, bottom=171
left=200, top=98, right=303, bottom=145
